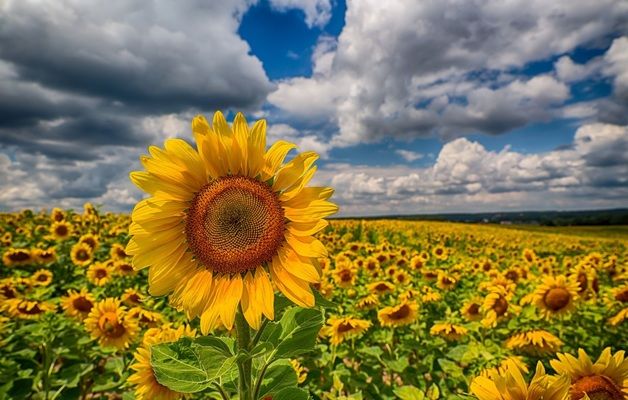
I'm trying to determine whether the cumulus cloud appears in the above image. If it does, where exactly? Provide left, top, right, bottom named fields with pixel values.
left=270, top=0, right=628, bottom=147
left=313, top=123, right=628, bottom=216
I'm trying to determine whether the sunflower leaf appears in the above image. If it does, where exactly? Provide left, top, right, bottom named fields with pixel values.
left=272, top=387, right=310, bottom=400
left=150, top=337, right=238, bottom=393
left=257, top=359, right=298, bottom=399
left=260, top=306, right=324, bottom=361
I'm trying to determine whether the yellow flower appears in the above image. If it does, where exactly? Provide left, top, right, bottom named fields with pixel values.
left=51, top=207, right=65, bottom=222
left=30, top=269, right=53, bottom=286
left=87, top=263, right=112, bottom=286
left=33, top=248, right=56, bottom=264
left=2, top=248, right=32, bottom=267
left=61, top=288, right=96, bottom=320
left=421, top=287, right=442, bottom=303
left=505, top=330, right=563, bottom=355
left=128, top=307, right=162, bottom=328
left=333, top=263, right=357, bottom=288
left=432, top=245, right=448, bottom=261
left=532, top=275, right=579, bottom=319
left=368, top=280, right=395, bottom=295
left=321, top=316, right=371, bottom=345
left=291, top=359, right=307, bottom=384
left=436, top=272, right=457, bottom=290
left=357, top=294, right=379, bottom=309
left=550, top=347, right=628, bottom=400
left=430, top=323, right=468, bottom=341
left=128, top=111, right=337, bottom=332
left=121, top=288, right=144, bottom=306
left=461, top=298, right=483, bottom=321
left=84, top=298, right=138, bottom=349
left=378, top=301, right=418, bottom=327
left=5, top=299, right=55, bottom=319
left=50, top=221, right=72, bottom=240
left=110, top=243, right=128, bottom=260
left=471, top=360, right=569, bottom=400
left=481, top=286, right=518, bottom=328
left=70, top=243, right=93, bottom=267
left=129, top=325, right=196, bottom=400
left=113, top=260, right=135, bottom=276
left=78, top=233, right=99, bottom=251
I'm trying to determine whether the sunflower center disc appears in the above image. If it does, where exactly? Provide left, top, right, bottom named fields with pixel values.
left=544, top=287, right=571, bottom=311
left=571, top=375, right=624, bottom=400
left=186, top=176, right=285, bottom=275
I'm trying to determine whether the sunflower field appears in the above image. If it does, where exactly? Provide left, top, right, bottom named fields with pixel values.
left=1, top=205, right=627, bottom=400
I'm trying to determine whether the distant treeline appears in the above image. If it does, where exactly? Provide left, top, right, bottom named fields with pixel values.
left=335, top=208, right=628, bottom=226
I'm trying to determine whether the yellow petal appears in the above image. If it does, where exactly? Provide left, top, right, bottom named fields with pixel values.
left=284, top=200, right=338, bottom=223
left=278, top=246, right=320, bottom=283
left=279, top=166, right=317, bottom=201
left=285, top=231, right=328, bottom=258
left=255, top=267, right=275, bottom=320
left=286, top=220, right=329, bottom=237
left=273, top=151, right=318, bottom=192
left=270, top=256, right=314, bottom=307
left=218, top=274, right=243, bottom=330
left=241, top=272, right=261, bottom=329
left=247, top=119, right=266, bottom=178
left=263, top=140, right=296, bottom=180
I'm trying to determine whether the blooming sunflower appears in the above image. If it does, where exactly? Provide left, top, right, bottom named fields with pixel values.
left=321, top=316, right=371, bottom=345
left=2, top=248, right=32, bottom=267
left=121, top=288, right=144, bottom=306
left=550, top=347, right=628, bottom=400
left=114, top=260, right=135, bottom=276
left=481, top=286, right=519, bottom=328
left=368, top=280, right=395, bottom=295
left=61, top=288, right=96, bottom=320
left=461, top=298, right=483, bottom=321
left=532, top=275, right=579, bottom=319
left=430, top=322, right=468, bottom=341
left=128, top=307, right=162, bottom=328
left=127, top=111, right=337, bottom=332
left=436, top=272, right=457, bottom=290
left=84, top=298, right=138, bottom=349
left=333, top=263, right=357, bottom=288
left=51, top=207, right=65, bottom=222
left=30, top=269, right=53, bottom=286
left=505, top=330, right=563, bottom=355
left=5, top=299, right=55, bottom=319
left=378, top=300, right=418, bottom=327
left=471, top=359, right=570, bottom=400
left=357, top=294, right=379, bottom=310
left=70, top=243, right=93, bottom=267
left=129, top=325, right=196, bottom=400
left=78, top=233, right=99, bottom=251
left=87, top=263, right=112, bottom=286
left=33, top=248, right=56, bottom=264
left=50, top=221, right=72, bottom=240
left=110, top=243, right=128, bottom=261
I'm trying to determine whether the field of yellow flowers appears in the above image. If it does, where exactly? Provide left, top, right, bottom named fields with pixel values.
left=1, top=205, right=627, bottom=399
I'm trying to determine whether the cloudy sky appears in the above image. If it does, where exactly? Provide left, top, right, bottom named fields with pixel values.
left=1, top=0, right=627, bottom=216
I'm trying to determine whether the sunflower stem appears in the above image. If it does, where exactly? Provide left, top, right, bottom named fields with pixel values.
left=235, top=310, right=252, bottom=400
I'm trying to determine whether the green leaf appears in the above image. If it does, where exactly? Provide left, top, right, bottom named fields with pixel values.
left=151, top=337, right=237, bottom=393
left=57, top=363, right=93, bottom=388
left=272, top=387, right=309, bottom=400
left=385, top=357, right=409, bottom=373
left=261, top=307, right=324, bottom=361
left=313, top=289, right=337, bottom=309
left=394, top=385, right=425, bottom=400
left=437, top=359, right=463, bottom=378
left=426, top=383, right=440, bottom=400
left=257, top=359, right=298, bottom=399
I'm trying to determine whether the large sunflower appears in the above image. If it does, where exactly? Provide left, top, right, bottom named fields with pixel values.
left=128, top=112, right=337, bottom=332
left=550, top=347, right=628, bottom=400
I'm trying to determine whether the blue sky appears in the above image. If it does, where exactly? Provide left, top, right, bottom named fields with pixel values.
left=0, top=0, right=627, bottom=215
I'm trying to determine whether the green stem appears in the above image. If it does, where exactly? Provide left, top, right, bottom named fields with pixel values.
left=235, top=310, right=252, bottom=400
left=251, top=318, right=269, bottom=347
left=252, top=361, right=271, bottom=400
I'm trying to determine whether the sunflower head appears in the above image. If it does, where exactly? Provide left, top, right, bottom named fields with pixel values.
left=322, top=316, right=371, bottom=345
left=128, top=111, right=337, bottom=333
left=51, top=221, right=72, bottom=240
left=533, top=275, right=579, bottom=319
left=84, top=298, right=138, bottom=349
left=61, top=288, right=95, bottom=320
left=71, top=243, right=93, bottom=267
left=377, top=300, right=418, bottom=327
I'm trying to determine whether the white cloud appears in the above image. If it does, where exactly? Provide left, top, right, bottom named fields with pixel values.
left=269, top=0, right=628, bottom=148
left=314, top=123, right=628, bottom=216
left=267, top=123, right=332, bottom=157
left=395, top=149, right=423, bottom=162
left=268, top=0, right=332, bottom=28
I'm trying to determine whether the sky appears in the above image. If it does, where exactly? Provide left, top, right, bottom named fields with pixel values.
left=0, top=0, right=627, bottom=216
